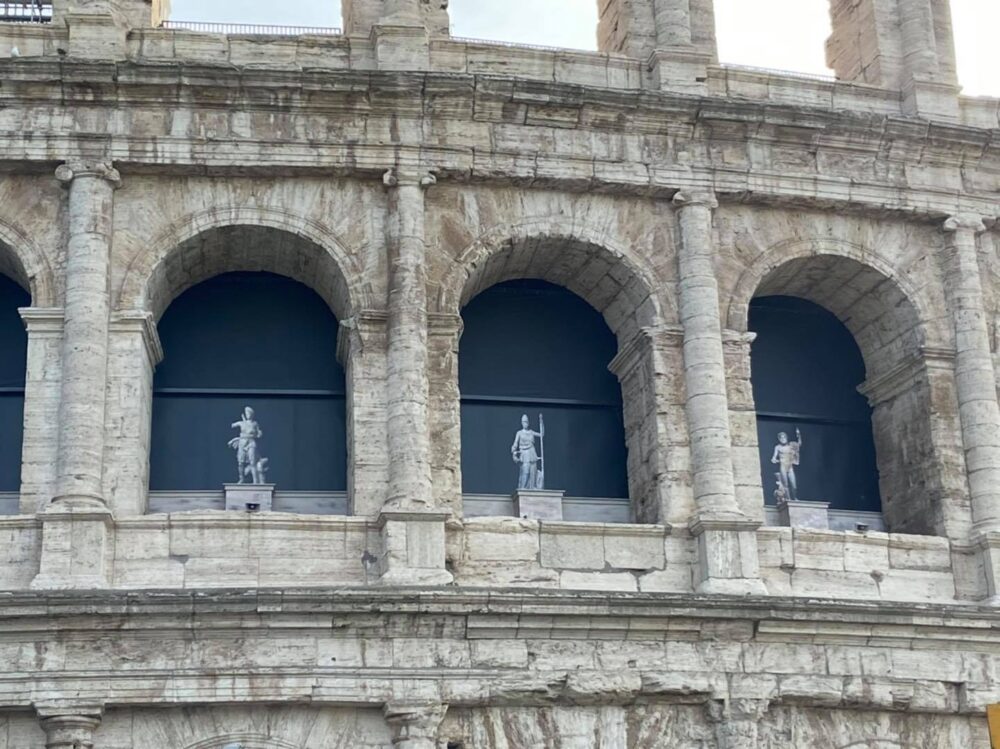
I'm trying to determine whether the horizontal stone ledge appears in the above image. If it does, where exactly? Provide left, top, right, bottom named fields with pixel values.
left=0, top=587, right=997, bottom=630
left=0, top=669, right=975, bottom=716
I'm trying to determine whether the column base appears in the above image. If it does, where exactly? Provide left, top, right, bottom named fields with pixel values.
left=376, top=510, right=453, bottom=586
left=372, top=23, right=430, bottom=70
left=690, top=514, right=766, bottom=596
left=648, top=47, right=712, bottom=95
left=901, top=77, right=960, bottom=123
left=31, top=501, right=114, bottom=590
left=973, top=531, right=1000, bottom=603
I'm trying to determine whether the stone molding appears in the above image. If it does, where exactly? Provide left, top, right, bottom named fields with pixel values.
left=1, top=589, right=997, bottom=716
left=859, top=346, right=956, bottom=407
left=336, top=309, right=389, bottom=365
left=383, top=702, right=448, bottom=745
left=110, top=310, right=164, bottom=368
left=19, top=307, right=65, bottom=336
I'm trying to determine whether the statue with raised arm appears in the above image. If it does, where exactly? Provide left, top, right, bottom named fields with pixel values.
left=228, top=406, right=267, bottom=484
left=511, top=413, right=545, bottom=490
left=771, top=428, right=803, bottom=502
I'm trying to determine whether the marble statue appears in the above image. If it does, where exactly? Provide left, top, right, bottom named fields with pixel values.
left=228, top=407, right=268, bottom=484
left=771, top=428, right=803, bottom=502
left=511, top=413, right=545, bottom=490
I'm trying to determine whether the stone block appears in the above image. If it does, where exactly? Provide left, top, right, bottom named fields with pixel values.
left=540, top=526, right=606, bottom=569
left=470, top=640, right=529, bottom=669
left=463, top=518, right=540, bottom=562
left=604, top=529, right=666, bottom=570
left=560, top=570, right=638, bottom=592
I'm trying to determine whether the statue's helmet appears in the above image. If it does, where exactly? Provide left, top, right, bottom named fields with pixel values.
left=521, top=414, right=529, bottom=427
left=245, top=406, right=255, bottom=418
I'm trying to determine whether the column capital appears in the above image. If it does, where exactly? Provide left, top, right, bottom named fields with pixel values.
left=384, top=702, right=448, bottom=744
left=55, top=161, right=122, bottom=189
left=673, top=190, right=718, bottom=210
left=110, top=310, right=164, bottom=368
left=38, top=706, right=103, bottom=749
left=943, top=213, right=988, bottom=234
left=383, top=168, right=437, bottom=189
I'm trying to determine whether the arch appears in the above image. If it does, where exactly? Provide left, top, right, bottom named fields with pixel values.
left=183, top=735, right=301, bottom=749
left=726, top=238, right=932, bottom=378
left=117, top=207, right=372, bottom=322
left=729, top=238, right=956, bottom=535
left=437, top=217, right=668, bottom=343
left=0, top=220, right=57, bottom=306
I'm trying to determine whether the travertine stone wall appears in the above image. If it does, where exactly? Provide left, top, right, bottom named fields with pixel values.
left=0, top=3, right=998, bottom=743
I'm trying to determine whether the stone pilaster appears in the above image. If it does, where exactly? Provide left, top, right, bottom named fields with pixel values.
left=428, top=312, right=464, bottom=518
left=37, top=707, right=102, bottom=749
left=17, top=308, right=64, bottom=515
left=103, top=311, right=162, bottom=517
left=32, top=162, right=119, bottom=591
left=674, top=190, right=764, bottom=596
left=338, top=310, right=390, bottom=518
left=609, top=325, right=688, bottom=524
left=384, top=702, right=447, bottom=749
left=379, top=169, right=451, bottom=585
left=941, top=215, right=1000, bottom=601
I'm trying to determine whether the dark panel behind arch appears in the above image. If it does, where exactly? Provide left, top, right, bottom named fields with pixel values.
left=0, top=274, right=29, bottom=492
left=750, top=295, right=881, bottom=512
left=150, top=272, right=347, bottom=492
left=460, top=280, right=628, bottom=498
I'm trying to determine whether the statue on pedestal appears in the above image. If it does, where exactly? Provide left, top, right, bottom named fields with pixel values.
left=511, top=413, right=545, bottom=490
left=771, top=428, right=803, bottom=502
left=228, top=406, right=269, bottom=485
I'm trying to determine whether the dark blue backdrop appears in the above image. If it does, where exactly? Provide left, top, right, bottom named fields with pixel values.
left=150, top=272, right=347, bottom=491
left=0, top=274, right=28, bottom=492
left=750, top=295, right=881, bottom=512
left=459, top=280, right=628, bottom=498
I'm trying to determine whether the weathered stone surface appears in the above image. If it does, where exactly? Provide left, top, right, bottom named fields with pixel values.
left=0, top=1, right=997, bottom=745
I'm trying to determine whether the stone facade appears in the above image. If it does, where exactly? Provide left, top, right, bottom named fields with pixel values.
left=0, top=0, right=998, bottom=746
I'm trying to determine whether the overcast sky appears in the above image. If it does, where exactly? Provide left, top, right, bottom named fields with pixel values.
left=169, top=0, right=999, bottom=96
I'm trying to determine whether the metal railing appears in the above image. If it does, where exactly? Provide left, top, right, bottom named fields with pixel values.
left=0, top=1, right=52, bottom=23
left=720, top=62, right=837, bottom=83
left=452, top=35, right=603, bottom=56
left=161, top=20, right=341, bottom=36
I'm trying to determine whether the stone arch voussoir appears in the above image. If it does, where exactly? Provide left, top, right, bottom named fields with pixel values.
left=117, top=206, right=371, bottom=323
left=437, top=217, right=668, bottom=344
left=0, top=219, right=57, bottom=306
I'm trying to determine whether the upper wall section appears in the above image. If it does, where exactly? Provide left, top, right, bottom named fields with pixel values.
left=1, top=0, right=997, bottom=126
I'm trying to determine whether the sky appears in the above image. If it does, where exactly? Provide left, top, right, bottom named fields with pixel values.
left=168, top=0, right=999, bottom=97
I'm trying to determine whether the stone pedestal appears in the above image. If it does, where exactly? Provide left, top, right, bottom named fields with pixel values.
left=377, top=510, right=453, bottom=586
left=225, top=484, right=275, bottom=513
left=513, top=489, right=565, bottom=521
left=649, top=48, right=712, bottom=95
left=31, top=502, right=114, bottom=590
left=777, top=499, right=831, bottom=530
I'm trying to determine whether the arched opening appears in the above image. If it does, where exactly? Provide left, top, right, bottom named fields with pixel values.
left=149, top=272, right=347, bottom=505
left=737, top=251, right=952, bottom=536
left=459, top=280, right=629, bottom=519
left=0, top=272, right=29, bottom=507
left=750, top=296, right=880, bottom=517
